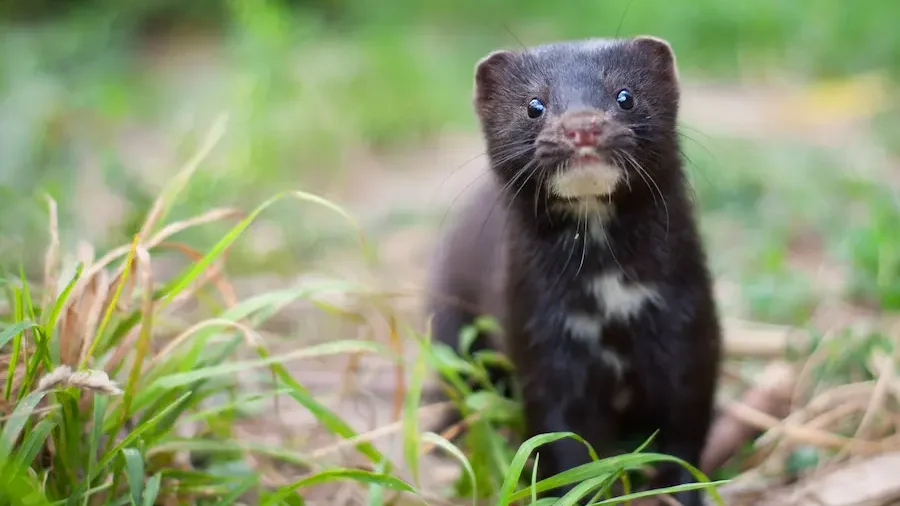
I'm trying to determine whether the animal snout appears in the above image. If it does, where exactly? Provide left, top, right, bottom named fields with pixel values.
left=562, top=115, right=604, bottom=147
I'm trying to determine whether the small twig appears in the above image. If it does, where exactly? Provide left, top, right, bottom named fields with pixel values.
left=720, top=318, right=809, bottom=358
left=835, top=351, right=894, bottom=461
left=727, top=399, right=894, bottom=454
left=790, top=328, right=836, bottom=412
left=701, top=361, right=795, bottom=474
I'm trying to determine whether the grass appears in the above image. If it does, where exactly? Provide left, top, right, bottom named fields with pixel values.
left=0, top=119, right=726, bottom=505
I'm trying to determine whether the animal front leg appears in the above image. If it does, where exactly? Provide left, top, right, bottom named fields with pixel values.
left=646, top=376, right=716, bottom=505
left=646, top=439, right=705, bottom=506
left=522, top=394, right=618, bottom=503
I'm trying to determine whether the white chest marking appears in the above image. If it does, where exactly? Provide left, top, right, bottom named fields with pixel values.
left=590, top=272, right=663, bottom=321
left=612, top=385, right=632, bottom=411
left=563, top=275, right=662, bottom=344
left=563, top=312, right=603, bottom=342
left=600, top=348, right=628, bottom=379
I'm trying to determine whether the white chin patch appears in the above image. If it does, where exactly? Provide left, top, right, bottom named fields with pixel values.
left=550, top=161, right=623, bottom=199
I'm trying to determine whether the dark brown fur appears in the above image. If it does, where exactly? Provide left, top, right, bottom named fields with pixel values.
left=426, top=36, right=722, bottom=505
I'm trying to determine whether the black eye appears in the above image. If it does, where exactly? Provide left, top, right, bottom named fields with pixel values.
left=527, top=98, right=546, bottom=118
left=616, top=89, right=634, bottom=110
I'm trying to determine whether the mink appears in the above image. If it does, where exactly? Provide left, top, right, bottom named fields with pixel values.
left=425, top=36, right=722, bottom=505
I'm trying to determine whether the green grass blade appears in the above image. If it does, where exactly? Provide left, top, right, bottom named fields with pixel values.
left=53, top=391, right=83, bottom=498
left=141, top=279, right=359, bottom=371
left=3, top=288, right=26, bottom=401
left=17, top=332, right=54, bottom=398
left=591, top=480, right=730, bottom=505
left=91, top=392, right=190, bottom=481
left=402, top=345, right=428, bottom=487
left=216, top=281, right=361, bottom=324
left=211, top=472, right=259, bottom=506
left=271, top=359, right=390, bottom=466
left=81, top=235, right=139, bottom=368
left=0, top=390, right=50, bottom=463
left=509, top=459, right=630, bottom=502
left=464, top=391, right=520, bottom=424
left=286, top=190, right=372, bottom=260
left=120, top=334, right=248, bottom=447
left=42, top=262, right=82, bottom=333
left=0, top=458, right=52, bottom=506
left=122, top=448, right=144, bottom=505
left=121, top=257, right=156, bottom=423
left=422, top=432, right=477, bottom=506
left=19, top=267, right=38, bottom=330
left=366, top=459, right=389, bottom=506
left=530, top=453, right=540, bottom=504
left=496, top=432, right=598, bottom=505
left=184, top=388, right=292, bottom=422
left=141, top=474, right=162, bottom=506
left=82, top=393, right=109, bottom=504
left=488, top=425, right=513, bottom=482
left=90, top=394, right=108, bottom=461
left=424, top=342, right=476, bottom=398
left=0, top=321, right=38, bottom=353
left=1, top=319, right=43, bottom=397
left=555, top=476, right=614, bottom=506
left=263, top=468, right=416, bottom=506
left=632, top=430, right=658, bottom=454
left=147, top=439, right=312, bottom=469
left=507, top=452, right=721, bottom=503
left=160, top=190, right=367, bottom=309
left=280, top=495, right=306, bottom=506
left=140, top=113, right=228, bottom=237
left=11, top=416, right=57, bottom=470
left=152, top=339, right=391, bottom=390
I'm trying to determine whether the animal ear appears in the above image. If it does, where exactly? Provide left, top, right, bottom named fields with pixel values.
left=632, top=35, right=678, bottom=81
left=474, top=50, right=517, bottom=108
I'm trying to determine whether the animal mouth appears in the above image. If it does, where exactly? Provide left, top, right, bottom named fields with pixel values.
left=573, top=151, right=603, bottom=165
left=549, top=150, right=623, bottom=200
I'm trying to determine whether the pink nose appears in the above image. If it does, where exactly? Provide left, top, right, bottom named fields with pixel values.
left=566, top=129, right=598, bottom=147
left=563, top=116, right=602, bottom=147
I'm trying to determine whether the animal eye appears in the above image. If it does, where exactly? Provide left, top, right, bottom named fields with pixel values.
left=526, top=98, right=546, bottom=118
left=616, top=89, right=634, bottom=110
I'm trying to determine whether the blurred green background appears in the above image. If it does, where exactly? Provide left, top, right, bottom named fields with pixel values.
left=2, top=0, right=899, bottom=324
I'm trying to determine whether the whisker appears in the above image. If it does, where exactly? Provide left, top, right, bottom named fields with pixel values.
left=576, top=201, right=589, bottom=277
left=621, top=150, right=671, bottom=240
left=533, top=167, right=546, bottom=219
left=473, top=157, right=538, bottom=248
left=438, top=140, right=536, bottom=230
left=611, top=151, right=633, bottom=193
left=616, top=149, right=656, bottom=209
left=549, top=163, right=579, bottom=292
left=615, top=0, right=637, bottom=38
left=495, top=156, right=544, bottom=254
left=506, top=159, right=542, bottom=215
left=430, top=136, right=535, bottom=203
left=543, top=163, right=559, bottom=226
